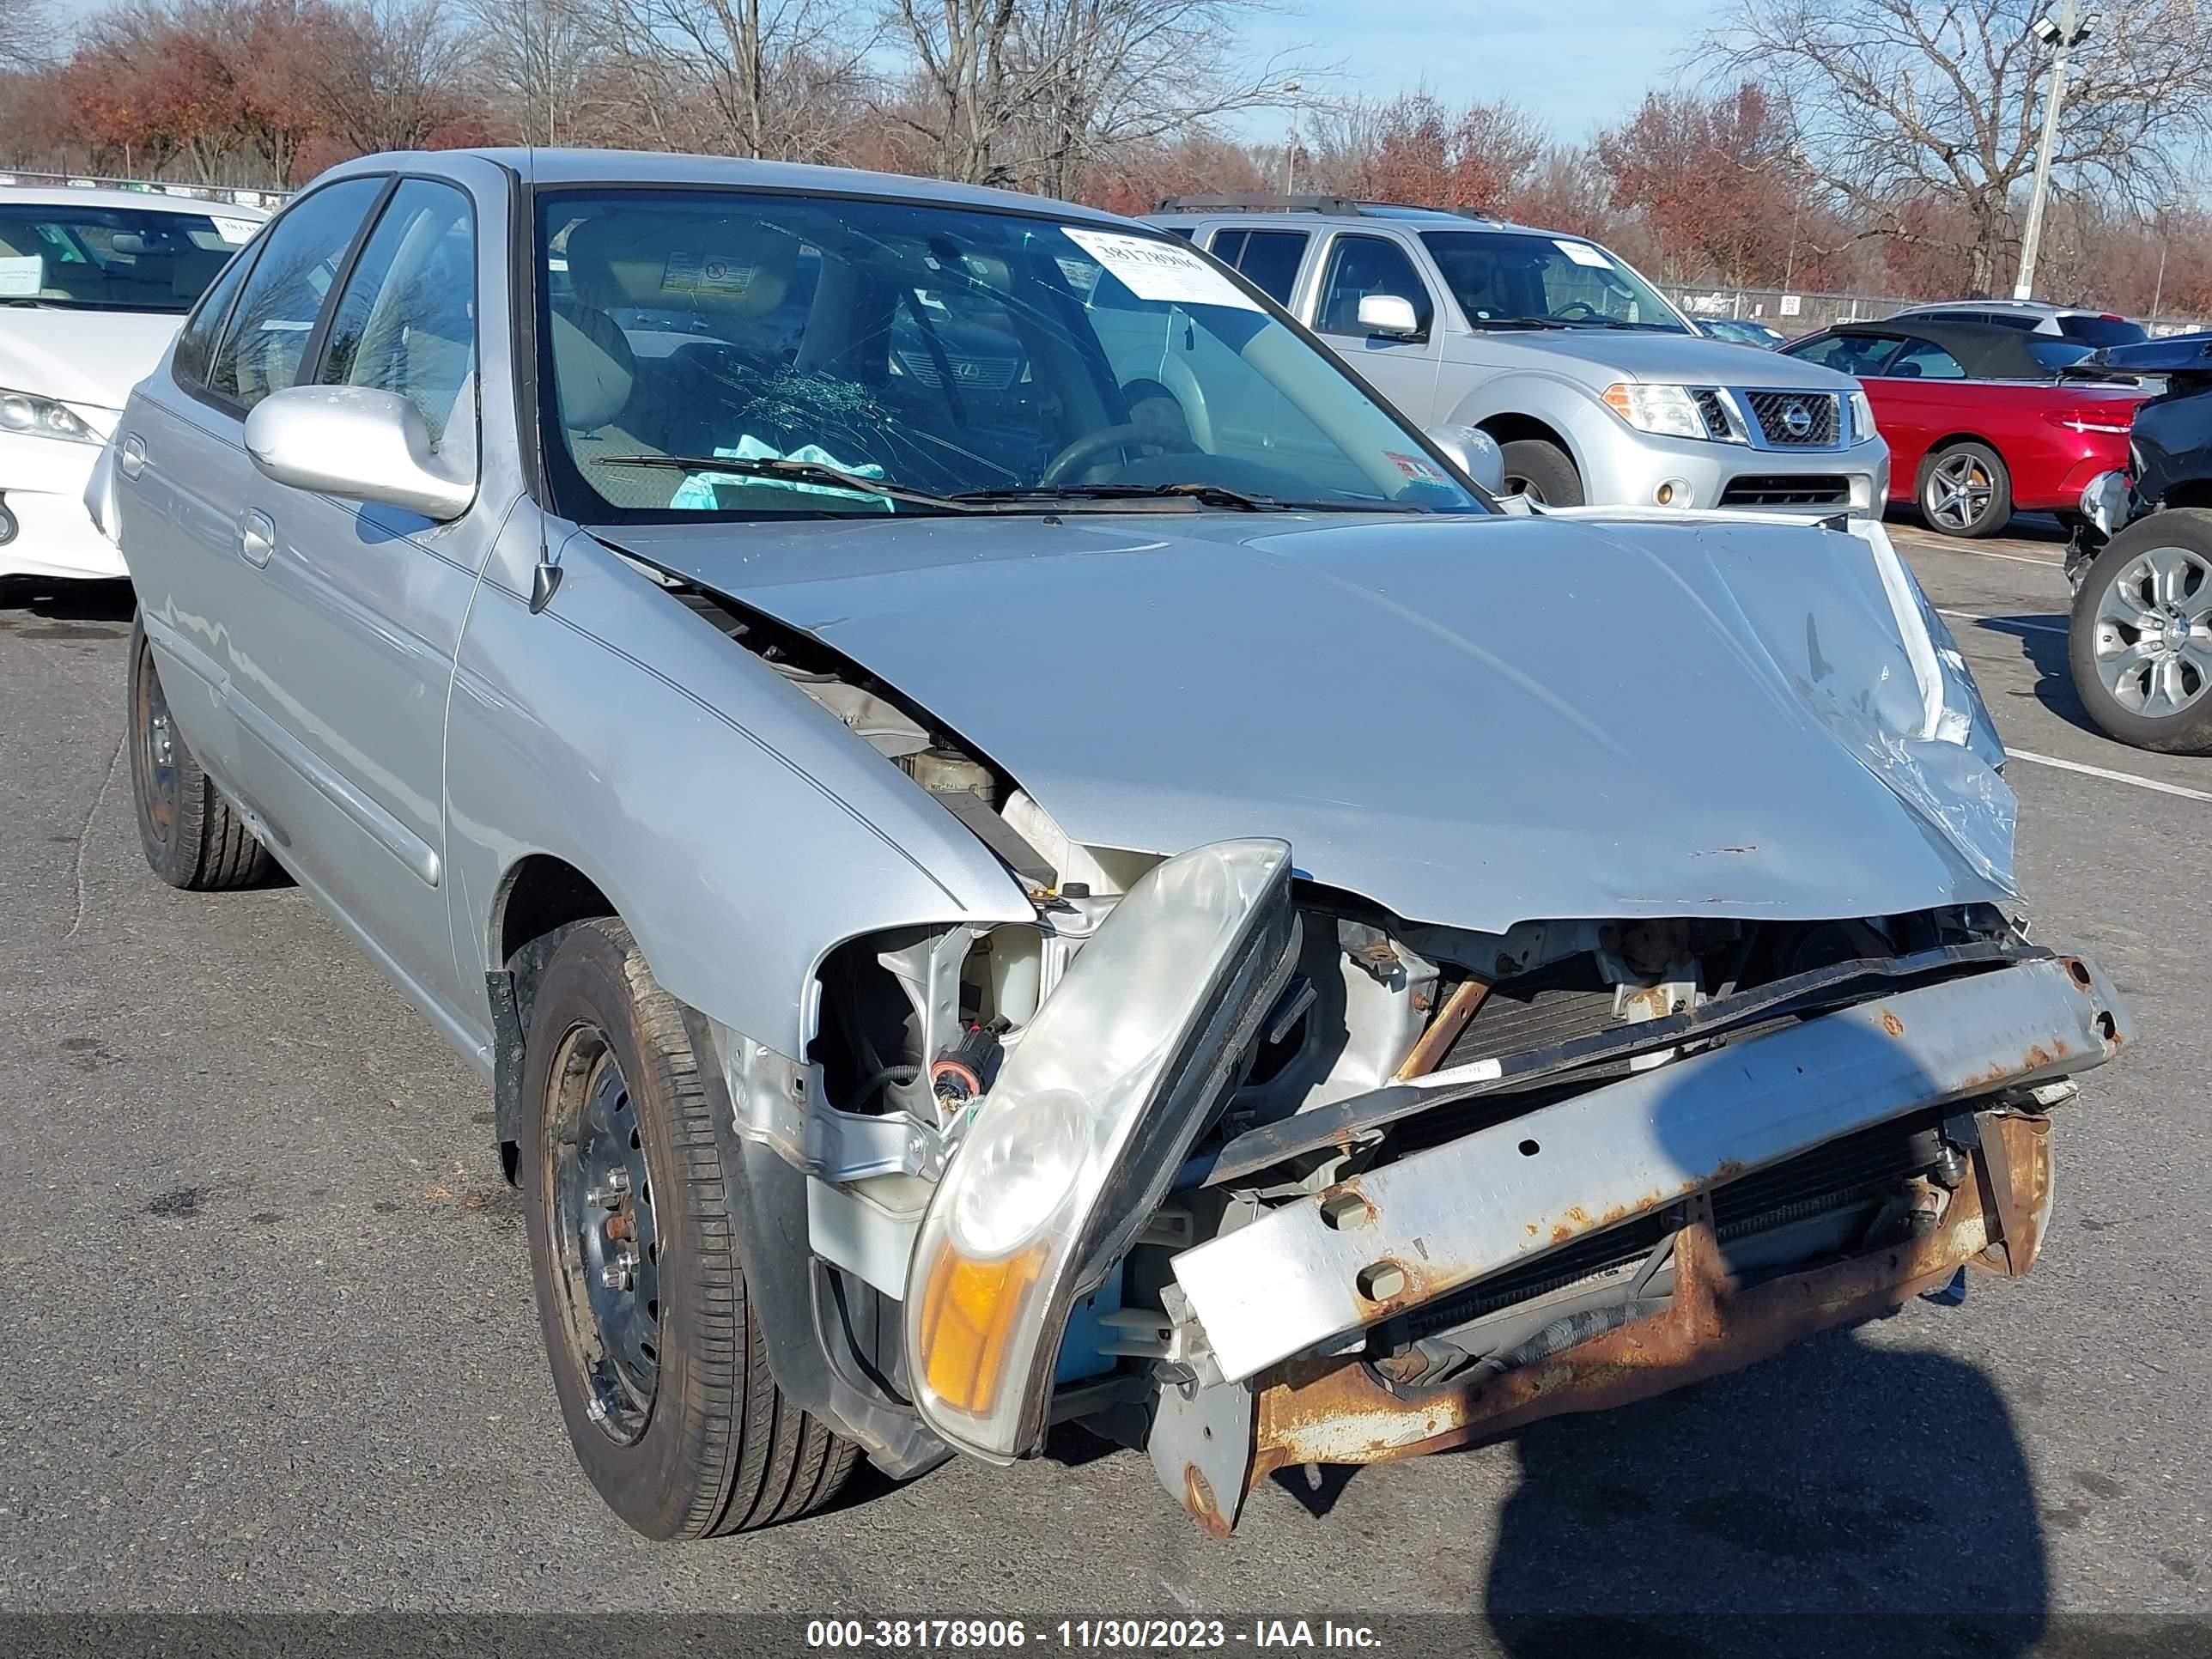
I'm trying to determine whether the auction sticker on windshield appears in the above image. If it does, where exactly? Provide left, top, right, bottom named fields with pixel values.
left=1064, top=228, right=1259, bottom=311
left=210, top=216, right=259, bottom=244
left=1555, top=239, right=1615, bottom=269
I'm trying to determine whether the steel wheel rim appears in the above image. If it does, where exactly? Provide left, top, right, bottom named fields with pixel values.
left=2092, top=544, right=2212, bottom=719
left=1927, top=453, right=1994, bottom=531
left=548, top=1026, right=663, bottom=1442
left=135, top=644, right=179, bottom=846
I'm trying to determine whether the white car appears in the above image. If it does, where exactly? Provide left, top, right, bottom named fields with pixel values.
left=1, top=185, right=267, bottom=581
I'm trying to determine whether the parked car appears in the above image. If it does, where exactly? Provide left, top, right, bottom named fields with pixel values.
left=1887, top=299, right=2148, bottom=348
left=0, top=185, right=266, bottom=581
left=1782, top=319, right=2146, bottom=538
left=1695, top=315, right=1788, bottom=349
left=1147, top=196, right=1890, bottom=516
left=2064, top=331, right=2212, bottom=751
left=93, top=149, right=2131, bottom=1542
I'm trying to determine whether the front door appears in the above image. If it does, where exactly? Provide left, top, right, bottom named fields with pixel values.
left=1307, top=232, right=1445, bottom=424
left=229, top=176, right=492, bottom=1024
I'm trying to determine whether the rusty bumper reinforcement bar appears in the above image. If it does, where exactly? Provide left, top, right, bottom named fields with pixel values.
left=1170, top=952, right=2126, bottom=1385
left=1238, top=1111, right=2055, bottom=1496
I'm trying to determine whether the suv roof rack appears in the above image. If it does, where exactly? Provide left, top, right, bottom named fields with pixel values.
left=1153, top=193, right=1492, bottom=219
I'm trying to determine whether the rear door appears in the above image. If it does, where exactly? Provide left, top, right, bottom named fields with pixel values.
left=1304, top=231, right=1444, bottom=423
left=228, top=173, right=494, bottom=1020
left=117, top=176, right=387, bottom=796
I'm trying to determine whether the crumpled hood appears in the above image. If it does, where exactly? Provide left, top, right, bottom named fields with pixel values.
left=0, top=311, right=182, bottom=415
left=605, top=511, right=2014, bottom=933
left=1461, top=327, right=1857, bottom=392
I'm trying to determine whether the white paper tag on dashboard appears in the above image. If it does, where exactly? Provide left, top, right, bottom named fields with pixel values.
left=1555, top=239, right=1614, bottom=269
left=210, top=216, right=259, bottom=244
left=1064, top=228, right=1259, bottom=311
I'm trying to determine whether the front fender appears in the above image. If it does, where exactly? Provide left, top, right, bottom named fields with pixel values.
left=1442, top=370, right=1601, bottom=477
left=445, top=528, right=1030, bottom=1057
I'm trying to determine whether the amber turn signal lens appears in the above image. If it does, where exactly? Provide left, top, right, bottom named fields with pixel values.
left=915, top=1243, right=1047, bottom=1415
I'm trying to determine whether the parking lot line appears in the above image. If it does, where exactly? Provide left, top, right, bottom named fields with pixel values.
left=1894, top=537, right=2064, bottom=568
left=1936, top=607, right=2068, bottom=636
left=2005, top=748, right=2212, bottom=803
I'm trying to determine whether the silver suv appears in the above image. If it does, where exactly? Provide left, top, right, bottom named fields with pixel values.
left=1149, top=197, right=1890, bottom=516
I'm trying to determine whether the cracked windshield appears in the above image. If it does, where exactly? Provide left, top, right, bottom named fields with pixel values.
left=538, top=190, right=1485, bottom=519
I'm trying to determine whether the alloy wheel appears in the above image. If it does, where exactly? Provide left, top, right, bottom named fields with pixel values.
left=2091, top=544, right=2212, bottom=719
left=135, top=647, right=179, bottom=848
left=1926, top=453, right=1995, bottom=532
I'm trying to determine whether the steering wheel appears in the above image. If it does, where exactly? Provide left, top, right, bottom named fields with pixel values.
left=1039, top=423, right=1161, bottom=486
left=1553, top=301, right=1605, bottom=322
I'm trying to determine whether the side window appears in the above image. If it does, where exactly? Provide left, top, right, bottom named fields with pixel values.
left=1787, top=332, right=1900, bottom=377
left=172, top=244, right=259, bottom=390
left=1316, top=235, right=1431, bottom=340
left=1209, top=228, right=1249, bottom=266
left=1224, top=230, right=1307, bottom=307
left=205, top=177, right=385, bottom=410
left=318, top=179, right=478, bottom=459
left=1884, top=337, right=1967, bottom=380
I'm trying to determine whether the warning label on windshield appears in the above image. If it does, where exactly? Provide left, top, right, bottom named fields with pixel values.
left=1064, top=228, right=1260, bottom=311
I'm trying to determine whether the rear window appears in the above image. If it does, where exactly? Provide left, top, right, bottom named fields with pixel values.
left=0, top=203, right=258, bottom=313
left=2057, top=314, right=2147, bottom=347
left=2027, top=337, right=2098, bottom=372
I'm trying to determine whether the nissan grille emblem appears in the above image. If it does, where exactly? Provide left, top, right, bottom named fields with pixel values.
left=1780, top=401, right=1814, bottom=438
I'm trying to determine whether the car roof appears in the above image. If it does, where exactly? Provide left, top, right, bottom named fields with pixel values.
left=0, top=183, right=271, bottom=217
left=319, top=148, right=1142, bottom=229
left=1146, top=199, right=1553, bottom=237
left=1890, top=299, right=2103, bottom=322
left=1823, top=318, right=2066, bottom=379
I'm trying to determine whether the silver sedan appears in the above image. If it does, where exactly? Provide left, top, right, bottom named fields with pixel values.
left=94, top=148, right=2132, bottom=1540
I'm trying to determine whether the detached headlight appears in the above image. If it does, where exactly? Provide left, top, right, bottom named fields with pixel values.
left=1848, top=389, right=1878, bottom=444
left=906, top=838, right=1297, bottom=1462
left=1601, top=382, right=1729, bottom=441
left=0, top=387, right=99, bottom=445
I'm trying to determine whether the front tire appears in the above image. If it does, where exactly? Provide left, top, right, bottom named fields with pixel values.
left=128, top=615, right=273, bottom=890
left=2068, top=512, right=2212, bottom=754
left=1498, top=438, right=1583, bottom=507
left=1918, top=441, right=2013, bottom=538
left=521, top=916, right=857, bottom=1539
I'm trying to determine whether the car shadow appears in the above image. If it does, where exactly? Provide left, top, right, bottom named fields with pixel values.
left=0, top=574, right=136, bottom=630
left=1477, top=1332, right=2047, bottom=1656
left=1887, top=507, right=2071, bottom=545
left=1944, top=611, right=2104, bottom=736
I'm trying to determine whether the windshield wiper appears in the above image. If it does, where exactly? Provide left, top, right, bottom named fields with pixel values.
left=595, top=453, right=975, bottom=512
left=950, top=482, right=1291, bottom=512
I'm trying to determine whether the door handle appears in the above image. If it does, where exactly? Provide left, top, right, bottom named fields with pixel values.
left=118, top=434, right=147, bottom=480
left=238, top=509, right=275, bottom=568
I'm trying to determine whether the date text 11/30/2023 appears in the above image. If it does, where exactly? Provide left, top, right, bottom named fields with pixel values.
left=803, top=1620, right=1385, bottom=1650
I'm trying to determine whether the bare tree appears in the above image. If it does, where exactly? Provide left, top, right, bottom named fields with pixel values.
left=605, top=0, right=873, bottom=161
left=0, top=0, right=59, bottom=72
left=1702, top=0, right=2212, bottom=294
left=462, top=0, right=602, bottom=145
left=884, top=0, right=1299, bottom=190
left=297, top=0, right=484, bottom=155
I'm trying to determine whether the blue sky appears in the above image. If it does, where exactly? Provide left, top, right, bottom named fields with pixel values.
left=49, top=0, right=1711, bottom=142
left=1227, top=0, right=1713, bottom=144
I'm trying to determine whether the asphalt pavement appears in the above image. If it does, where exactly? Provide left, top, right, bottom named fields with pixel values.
left=1, top=511, right=2207, bottom=1648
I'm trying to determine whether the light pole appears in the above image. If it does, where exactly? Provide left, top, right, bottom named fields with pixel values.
left=1282, top=80, right=1303, bottom=194
left=2014, top=0, right=2097, bottom=300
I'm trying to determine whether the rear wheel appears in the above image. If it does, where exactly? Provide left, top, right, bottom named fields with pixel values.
left=1918, top=441, right=2013, bottom=538
left=1498, top=438, right=1583, bottom=507
left=522, top=916, right=858, bottom=1538
left=2068, top=513, right=2212, bottom=754
left=128, top=615, right=273, bottom=890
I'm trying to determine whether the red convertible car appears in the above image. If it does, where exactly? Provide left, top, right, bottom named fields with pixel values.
left=1783, top=319, right=2146, bottom=538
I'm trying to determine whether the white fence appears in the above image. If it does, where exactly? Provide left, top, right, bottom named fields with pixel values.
left=0, top=168, right=291, bottom=210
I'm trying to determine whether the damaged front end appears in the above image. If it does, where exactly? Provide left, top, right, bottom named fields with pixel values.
left=726, top=830, right=2128, bottom=1532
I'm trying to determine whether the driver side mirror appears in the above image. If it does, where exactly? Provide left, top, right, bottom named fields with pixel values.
left=1425, top=424, right=1506, bottom=495
left=244, top=385, right=475, bottom=521
left=1357, top=293, right=1422, bottom=339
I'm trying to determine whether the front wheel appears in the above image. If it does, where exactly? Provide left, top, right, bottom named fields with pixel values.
left=1919, top=441, right=2013, bottom=538
left=521, top=916, right=858, bottom=1538
left=2068, top=513, right=2212, bottom=754
left=1498, top=438, right=1583, bottom=507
